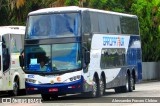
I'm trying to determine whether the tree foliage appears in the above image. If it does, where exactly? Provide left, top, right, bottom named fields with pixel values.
left=0, top=0, right=159, bottom=61
left=131, top=0, right=160, bottom=61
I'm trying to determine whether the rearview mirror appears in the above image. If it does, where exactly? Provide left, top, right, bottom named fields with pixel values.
left=85, top=51, right=90, bottom=65
left=19, top=55, right=24, bottom=67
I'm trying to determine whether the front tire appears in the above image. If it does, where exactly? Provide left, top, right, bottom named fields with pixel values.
left=51, top=94, right=58, bottom=100
left=12, top=80, right=19, bottom=96
left=41, top=94, right=50, bottom=101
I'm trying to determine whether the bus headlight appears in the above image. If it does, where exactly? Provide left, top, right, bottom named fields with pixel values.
left=25, top=78, right=42, bottom=84
left=64, top=75, right=81, bottom=83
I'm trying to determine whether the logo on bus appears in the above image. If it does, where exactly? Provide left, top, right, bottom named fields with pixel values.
left=57, top=77, right=61, bottom=82
left=103, top=36, right=124, bottom=47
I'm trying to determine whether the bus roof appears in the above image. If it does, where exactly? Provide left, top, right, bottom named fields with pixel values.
left=0, top=26, right=25, bottom=36
left=29, top=6, right=137, bottom=18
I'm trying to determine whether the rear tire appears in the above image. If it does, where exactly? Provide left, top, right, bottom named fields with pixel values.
left=115, top=75, right=134, bottom=93
left=129, top=77, right=134, bottom=92
left=114, top=87, right=122, bottom=93
left=121, top=75, right=134, bottom=92
left=121, top=75, right=129, bottom=92
left=133, top=77, right=136, bottom=90
left=89, top=77, right=99, bottom=97
left=99, top=77, right=105, bottom=96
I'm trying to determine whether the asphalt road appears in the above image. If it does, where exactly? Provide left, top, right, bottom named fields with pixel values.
left=1, top=81, right=160, bottom=106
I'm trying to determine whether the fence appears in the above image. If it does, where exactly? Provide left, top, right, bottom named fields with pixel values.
left=142, top=62, right=160, bottom=80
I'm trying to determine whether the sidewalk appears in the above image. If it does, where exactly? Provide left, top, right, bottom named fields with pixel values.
left=137, top=80, right=160, bottom=84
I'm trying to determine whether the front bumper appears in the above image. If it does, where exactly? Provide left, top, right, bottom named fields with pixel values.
left=25, top=78, right=83, bottom=95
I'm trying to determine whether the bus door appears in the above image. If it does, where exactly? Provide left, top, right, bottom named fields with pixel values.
left=10, top=34, right=25, bottom=88
left=2, top=34, right=11, bottom=90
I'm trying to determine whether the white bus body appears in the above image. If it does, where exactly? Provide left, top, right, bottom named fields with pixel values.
left=22, top=6, right=142, bottom=100
left=0, top=26, right=25, bottom=96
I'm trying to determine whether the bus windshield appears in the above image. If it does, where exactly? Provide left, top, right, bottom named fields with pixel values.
left=26, top=13, right=80, bottom=39
left=24, top=43, right=82, bottom=73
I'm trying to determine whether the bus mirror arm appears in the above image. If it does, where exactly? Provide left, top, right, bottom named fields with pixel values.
left=85, top=51, right=90, bottom=65
left=82, top=46, right=90, bottom=65
left=83, top=33, right=91, bottom=36
left=19, top=55, right=24, bottom=67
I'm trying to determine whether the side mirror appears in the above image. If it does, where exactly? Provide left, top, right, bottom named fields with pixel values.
left=6, top=48, right=9, bottom=54
left=85, top=51, right=90, bottom=65
left=19, top=55, right=24, bottom=67
left=3, top=48, right=8, bottom=55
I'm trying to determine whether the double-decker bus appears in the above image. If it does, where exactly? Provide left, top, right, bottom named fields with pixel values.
left=0, top=26, right=25, bottom=96
left=20, top=6, right=142, bottom=100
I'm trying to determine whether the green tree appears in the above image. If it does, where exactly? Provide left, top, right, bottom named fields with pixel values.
left=131, top=0, right=160, bottom=61
left=0, top=0, right=2, bottom=10
left=89, top=0, right=107, bottom=9
left=1, top=0, right=160, bottom=62
left=65, top=0, right=78, bottom=6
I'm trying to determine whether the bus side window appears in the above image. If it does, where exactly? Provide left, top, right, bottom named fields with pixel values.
left=10, top=34, right=23, bottom=53
left=2, top=35, right=10, bottom=72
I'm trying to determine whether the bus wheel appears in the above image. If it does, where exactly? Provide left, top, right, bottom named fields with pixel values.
left=89, top=77, right=98, bottom=97
left=129, top=77, right=134, bottom=92
left=133, top=77, right=135, bottom=90
left=41, top=94, right=50, bottom=101
left=114, top=87, right=122, bottom=93
left=121, top=75, right=129, bottom=92
left=12, top=80, right=19, bottom=96
left=51, top=94, right=58, bottom=100
left=99, top=77, right=105, bottom=96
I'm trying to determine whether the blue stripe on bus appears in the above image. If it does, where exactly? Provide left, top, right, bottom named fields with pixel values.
left=127, top=35, right=142, bottom=81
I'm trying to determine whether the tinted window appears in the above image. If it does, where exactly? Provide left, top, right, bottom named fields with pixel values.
left=27, top=13, right=81, bottom=39
left=88, top=11, right=139, bottom=35
left=2, top=34, right=10, bottom=71
left=82, top=11, right=91, bottom=34
left=112, top=15, right=121, bottom=34
left=90, top=12, right=99, bottom=32
left=24, top=43, right=82, bottom=73
left=10, top=34, right=24, bottom=53
left=25, top=45, right=51, bottom=71
left=100, top=48, right=125, bottom=69
left=105, top=14, right=115, bottom=33
left=90, top=13, right=121, bottom=34
left=52, top=43, right=81, bottom=71
left=120, top=16, right=139, bottom=34
left=98, top=13, right=107, bottom=33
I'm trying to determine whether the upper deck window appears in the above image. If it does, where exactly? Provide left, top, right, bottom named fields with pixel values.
left=26, top=13, right=81, bottom=39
